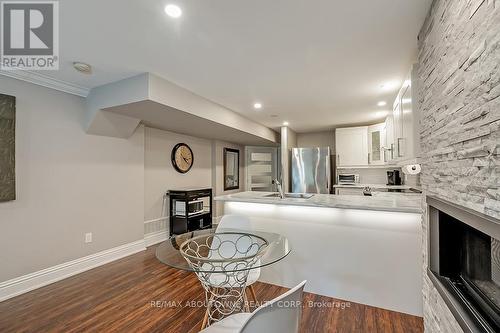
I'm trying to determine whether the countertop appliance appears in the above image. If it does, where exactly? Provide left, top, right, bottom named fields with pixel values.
left=291, top=147, right=331, bottom=194
left=387, top=170, right=402, bottom=186
left=337, top=173, right=360, bottom=185
left=174, top=199, right=204, bottom=216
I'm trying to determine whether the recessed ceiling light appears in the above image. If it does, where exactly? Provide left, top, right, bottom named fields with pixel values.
left=377, top=101, right=387, bottom=107
left=73, top=62, right=92, bottom=74
left=283, top=121, right=289, bottom=126
left=164, top=4, right=182, bottom=18
left=253, top=103, right=262, bottom=109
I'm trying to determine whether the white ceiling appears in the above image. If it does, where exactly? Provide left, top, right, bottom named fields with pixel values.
left=44, top=0, right=431, bottom=132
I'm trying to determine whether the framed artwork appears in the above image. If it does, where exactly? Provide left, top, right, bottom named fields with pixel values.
left=223, top=148, right=239, bottom=191
left=0, top=94, right=15, bottom=202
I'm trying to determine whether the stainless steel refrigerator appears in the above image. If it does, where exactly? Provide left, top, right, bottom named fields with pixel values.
left=291, top=147, right=331, bottom=194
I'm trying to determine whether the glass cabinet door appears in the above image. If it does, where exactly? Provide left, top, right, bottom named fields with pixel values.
left=371, top=130, right=381, bottom=162
left=368, top=123, right=386, bottom=165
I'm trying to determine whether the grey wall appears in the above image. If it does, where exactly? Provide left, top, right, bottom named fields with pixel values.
left=296, top=130, right=335, bottom=153
left=0, top=76, right=145, bottom=282
left=0, top=75, right=247, bottom=283
left=418, top=0, right=500, bottom=331
left=144, top=127, right=213, bottom=223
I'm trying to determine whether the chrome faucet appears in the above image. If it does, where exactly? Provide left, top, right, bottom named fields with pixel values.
left=272, top=178, right=285, bottom=199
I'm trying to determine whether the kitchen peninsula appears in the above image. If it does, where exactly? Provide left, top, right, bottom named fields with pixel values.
left=215, top=191, right=423, bottom=316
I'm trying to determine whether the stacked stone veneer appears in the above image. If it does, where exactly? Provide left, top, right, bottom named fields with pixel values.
left=418, top=0, right=500, bottom=331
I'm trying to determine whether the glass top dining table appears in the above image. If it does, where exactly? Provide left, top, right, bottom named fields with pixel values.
left=155, top=227, right=291, bottom=273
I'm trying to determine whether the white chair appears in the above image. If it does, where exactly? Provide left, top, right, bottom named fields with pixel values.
left=216, top=215, right=260, bottom=303
left=199, top=280, right=307, bottom=333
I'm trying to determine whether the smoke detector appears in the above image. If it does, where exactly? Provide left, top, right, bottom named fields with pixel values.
left=73, top=62, right=92, bottom=74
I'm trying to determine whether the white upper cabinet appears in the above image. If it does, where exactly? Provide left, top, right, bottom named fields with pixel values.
left=393, top=95, right=403, bottom=159
left=368, top=123, right=386, bottom=165
left=334, top=64, right=420, bottom=169
left=335, top=126, right=368, bottom=167
left=384, top=115, right=395, bottom=163
left=391, top=64, right=421, bottom=164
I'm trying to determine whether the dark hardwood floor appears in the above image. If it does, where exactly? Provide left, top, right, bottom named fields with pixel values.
left=0, top=245, right=423, bottom=333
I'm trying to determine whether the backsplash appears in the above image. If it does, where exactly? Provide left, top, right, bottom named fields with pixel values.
left=338, top=167, right=419, bottom=186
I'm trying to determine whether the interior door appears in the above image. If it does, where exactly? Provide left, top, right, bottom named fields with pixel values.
left=245, top=146, right=279, bottom=192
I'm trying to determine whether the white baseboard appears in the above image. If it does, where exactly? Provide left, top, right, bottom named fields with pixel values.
left=144, top=230, right=168, bottom=247
left=0, top=240, right=146, bottom=302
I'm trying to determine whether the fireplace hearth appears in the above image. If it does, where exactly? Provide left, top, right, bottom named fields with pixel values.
left=428, top=196, right=500, bottom=333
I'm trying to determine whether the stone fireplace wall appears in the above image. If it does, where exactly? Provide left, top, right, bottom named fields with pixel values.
left=418, top=0, right=500, bottom=331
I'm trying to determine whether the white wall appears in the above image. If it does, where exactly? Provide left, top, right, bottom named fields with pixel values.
left=0, top=76, right=145, bottom=282
left=144, top=127, right=213, bottom=227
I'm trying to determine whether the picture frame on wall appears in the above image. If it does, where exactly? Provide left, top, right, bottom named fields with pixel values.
left=0, top=93, right=16, bottom=202
left=223, top=148, right=239, bottom=191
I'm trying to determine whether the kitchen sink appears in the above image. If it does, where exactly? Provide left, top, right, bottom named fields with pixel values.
left=264, top=193, right=314, bottom=199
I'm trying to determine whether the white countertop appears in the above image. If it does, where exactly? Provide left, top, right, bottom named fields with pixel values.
left=215, top=191, right=422, bottom=213
left=333, top=183, right=417, bottom=189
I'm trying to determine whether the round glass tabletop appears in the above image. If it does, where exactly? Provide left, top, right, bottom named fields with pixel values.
left=156, top=228, right=291, bottom=273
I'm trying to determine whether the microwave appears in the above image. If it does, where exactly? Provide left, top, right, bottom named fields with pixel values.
left=337, top=174, right=360, bottom=184
left=175, top=199, right=205, bottom=216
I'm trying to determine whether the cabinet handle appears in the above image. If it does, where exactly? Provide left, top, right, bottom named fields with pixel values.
left=390, top=143, right=394, bottom=160
left=368, top=153, right=370, bottom=164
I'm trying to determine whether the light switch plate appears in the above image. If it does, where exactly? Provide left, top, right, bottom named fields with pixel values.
left=85, top=232, right=92, bottom=243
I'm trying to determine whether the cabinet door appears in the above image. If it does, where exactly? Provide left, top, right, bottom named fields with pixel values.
left=385, top=115, right=395, bottom=163
left=335, top=127, right=368, bottom=167
left=401, top=84, right=414, bottom=160
left=393, top=99, right=403, bottom=159
left=368, top=123, right=386, bottom=165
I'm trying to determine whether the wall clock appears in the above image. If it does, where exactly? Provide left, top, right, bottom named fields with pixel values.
left=171, top=143, right=194, bottom=173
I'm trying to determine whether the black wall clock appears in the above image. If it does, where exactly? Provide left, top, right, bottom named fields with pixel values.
left=171, top=143, right=194, bottom=173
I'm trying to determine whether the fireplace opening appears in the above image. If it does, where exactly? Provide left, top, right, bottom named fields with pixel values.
left=428, top=196, right=500, bottom=333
